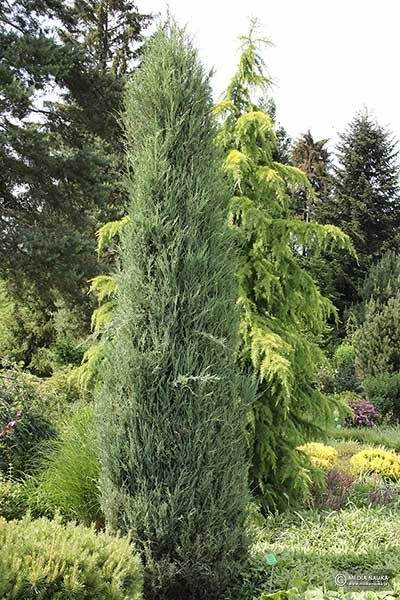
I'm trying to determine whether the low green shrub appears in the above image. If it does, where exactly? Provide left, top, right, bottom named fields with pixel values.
left=0, top=472, right=28, bottom=520
left=364, top=372, right=400, bottom=423
left=32, top=404, right=101, bottom=525
left=0, top=375, right=56, bottom=476
left=0, top=514, right=143, bottom=599
left=50, top=337, right=85, bottom=368
left=333, top=344, right=359, bottom=392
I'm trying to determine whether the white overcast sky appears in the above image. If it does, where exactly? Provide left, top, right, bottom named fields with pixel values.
left=137, top=0, right=400, bottom=150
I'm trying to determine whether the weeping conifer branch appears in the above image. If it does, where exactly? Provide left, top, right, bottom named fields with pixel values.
left=217, top=22, right=354, bottom=511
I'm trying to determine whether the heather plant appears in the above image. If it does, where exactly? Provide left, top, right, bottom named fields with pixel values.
left=345, top=473, right=400, bottom=508
left=97, top=23, right=249, bottom=600
left=345, top=398, right=379, bottom=428
left=315, top=468, right=355, bottom=510
left=369, top=486, right=399, bottom=505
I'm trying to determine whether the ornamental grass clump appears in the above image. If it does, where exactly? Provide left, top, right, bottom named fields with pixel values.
left=33, top=404, right=101, bottom=526
left=350, top=447, right=400, bottom=479
left=97, top=23, right=249, bottom=600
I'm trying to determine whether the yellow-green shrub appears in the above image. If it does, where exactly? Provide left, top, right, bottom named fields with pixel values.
left=296, top=442, right=338, bottom=470
left=0, top=515, right=143, bottom=599
left=350, top=447, right=400, bottom=479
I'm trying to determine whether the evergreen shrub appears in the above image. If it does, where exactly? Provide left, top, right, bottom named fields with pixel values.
left=97, top=23, right=249, bottom=600
left=0, top=515, right=143, bottom=599
left=354, top=294, right=400, bottom=376
left=296, top=442, right=338, bottom=470
left=0, top=472, right=28, bottom=520
left=333, top=344, right=359, bottom=392
left=364, top=372, right=400, bottom=422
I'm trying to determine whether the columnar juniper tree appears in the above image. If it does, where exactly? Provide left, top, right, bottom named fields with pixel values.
left=215, top=24, right=353, bottom=512
left=97, top=24, right=249, bottom=600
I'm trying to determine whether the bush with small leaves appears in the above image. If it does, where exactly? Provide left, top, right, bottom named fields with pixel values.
left=0, top=375, right=56, bottom=476
left=0, top=472, right=28, bottom=520
left=333, top=344, right=359, bottom=392
left=364, top=372, right=400, bottom=423
left=296, top=442, right=338, bottom=470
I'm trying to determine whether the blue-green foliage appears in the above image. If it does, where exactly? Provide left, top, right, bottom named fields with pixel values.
left=97, top=23, right=249, bottom=600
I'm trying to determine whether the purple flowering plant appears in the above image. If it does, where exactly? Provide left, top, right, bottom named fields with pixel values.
left=369, top=487, right=399, bottom=505
left=315, top=468, right=355, bottom=510
left=345, top=398, right=379, bottom=428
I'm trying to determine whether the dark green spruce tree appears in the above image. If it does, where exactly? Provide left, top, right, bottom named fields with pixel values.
left=97, top=24, right=249, bottom=600
left=320, top=110, right=400, bottom=313
left=0, top=0, right=150, bottom=369
left=291, top=130, right=331, bottom=223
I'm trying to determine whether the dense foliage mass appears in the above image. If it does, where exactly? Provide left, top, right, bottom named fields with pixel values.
left=354, top=294, right=400, bottom=376
left=215, top=25, right=353, bottom=512
left=33, top=404, right=100, bottom=525
left=1, top=7, right=400, bottom=600
left=0, top=515, right=143, bottom=599
left=0, top=375, right=56, bottom=475
left=0, top=0, right=150, bottom=372
left=97, top=24, right=249, bottom=600
left=313, top=112, right=400, bottom=315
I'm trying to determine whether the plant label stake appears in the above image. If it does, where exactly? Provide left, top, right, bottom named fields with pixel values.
left=265, top=553, right=277, bottom=593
